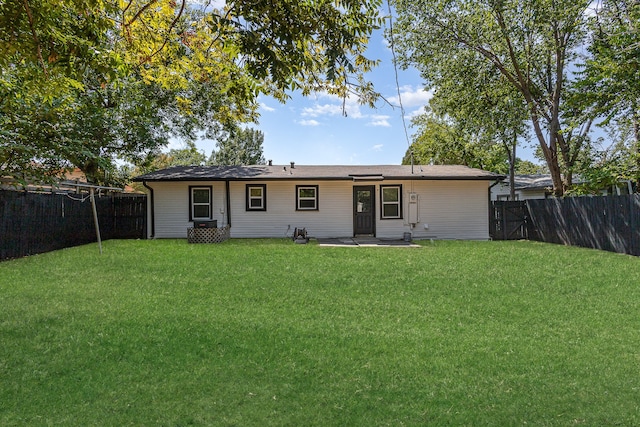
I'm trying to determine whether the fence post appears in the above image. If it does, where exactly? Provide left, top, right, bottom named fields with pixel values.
left=90, top=188, right=102, bottom=255
left=631, top=194, right=639, bottom=256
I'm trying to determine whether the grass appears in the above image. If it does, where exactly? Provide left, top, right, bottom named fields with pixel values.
left=1, top=239, right=640, bottom=426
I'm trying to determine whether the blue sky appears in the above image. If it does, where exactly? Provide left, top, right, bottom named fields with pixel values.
left=181, top=27, right=433, bottom=166
left=254, top=30, right=430, bottom=166
left=177, top=25, right=540, bottom=166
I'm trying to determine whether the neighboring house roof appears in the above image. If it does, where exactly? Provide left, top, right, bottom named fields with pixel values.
left=505, top=174, right=587, bottom=191
left=134, top=164, right=503, bottom=182
left=2, top=167, right=141, bottom=194
left=64, top=167, right=88, bottom=182
left=510, top=174, right=555, bottom=190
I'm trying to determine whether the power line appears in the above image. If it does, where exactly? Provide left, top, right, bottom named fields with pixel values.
left=386, top=0, right=412, bottom=151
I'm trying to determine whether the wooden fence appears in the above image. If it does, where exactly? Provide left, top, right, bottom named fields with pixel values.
left=526, top=195, right=640, bottom=256
left=0, top=190, right=146, bottom=260
left=489, top=201, right=529, bottom=240
left=491, top=195, right=640, bottom=256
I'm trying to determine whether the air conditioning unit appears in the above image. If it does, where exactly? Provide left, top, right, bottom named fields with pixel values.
left=194, top=220, right=217, bottom=228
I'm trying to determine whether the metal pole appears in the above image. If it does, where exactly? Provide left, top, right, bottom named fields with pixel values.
left=90, top=188, right=102, bottom=254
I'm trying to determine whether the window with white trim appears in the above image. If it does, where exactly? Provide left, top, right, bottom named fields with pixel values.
left=246, top=184, right=266, bottom=211
left=189, top=186, right=212, bottom=220
left=296, top=185, right=318, bottom=210
left=381, top=185, right=402, bottom=219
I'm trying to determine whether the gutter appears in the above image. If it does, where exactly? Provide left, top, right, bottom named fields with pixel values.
left=488, top=178, right=502, bottom=193
left=136, top=175, right=500, bottom=182
left=142, top=180, right=155, bottom=239
left=487, top=179, right=503, bottom=240
left=225, top=180, right=231, bottom=227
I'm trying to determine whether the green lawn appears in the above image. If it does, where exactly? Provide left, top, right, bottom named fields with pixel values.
left=1, top=239, right=640, bottom=426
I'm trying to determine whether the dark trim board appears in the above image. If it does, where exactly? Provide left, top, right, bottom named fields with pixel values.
left=134, top=164, right=504, bottom=183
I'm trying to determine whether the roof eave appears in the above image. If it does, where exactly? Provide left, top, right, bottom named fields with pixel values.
left=134, top=175, right=504, bottom=182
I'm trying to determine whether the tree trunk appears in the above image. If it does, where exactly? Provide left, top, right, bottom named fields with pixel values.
left=528, top=104, right=564, bottom=196
left=547, top=153, right=564, bottom=197
left=505, top=132, right=517, bottom=201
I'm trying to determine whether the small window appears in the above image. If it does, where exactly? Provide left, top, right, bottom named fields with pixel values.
left=296, top=185, right=318, bottom=211
left=246, top=184, right=266, bottom=211
left=381, top=185, right=402, bottom=219
left=189, top=186, right=212, bottom=220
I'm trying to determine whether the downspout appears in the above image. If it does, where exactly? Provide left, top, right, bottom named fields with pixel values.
left=488, top=179, right=502, bottom=198
left=225, top=180, right=231, bottom=227
left=142, top=180, right=155, bottom=239
left=488, top=179, right=502, bottom=240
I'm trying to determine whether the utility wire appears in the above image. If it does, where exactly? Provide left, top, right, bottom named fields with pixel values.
left=386, top=0, right=412, bottom=151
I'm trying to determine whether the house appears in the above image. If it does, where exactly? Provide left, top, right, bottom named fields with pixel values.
left=491, top=174, right=632, bottom=200
left=491, top=175, right=554, bottom=201
left=1, top=167, right=141, bottom=194
left=134, top=163, right=503, bottom=240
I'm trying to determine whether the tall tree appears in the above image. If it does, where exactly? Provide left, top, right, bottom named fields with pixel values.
left=0, top=0, right=383, bottom=184
left=570, top=0, right=640, bottom=187
left=210, top=128, right=266, bottom=166
left=423, top=52, right=531, bottom=199
left=393, top=0, right=591, bottom=195
left=1, top=0, right=383, bottom=97
left=164, top=141, right=207, bottom=167
left=0, top=69, right=239, bottom=184
left=403, top=112, right=509, bottom=173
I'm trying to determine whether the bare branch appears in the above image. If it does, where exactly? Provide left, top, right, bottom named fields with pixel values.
left=126, top=0, right=158, bottom=27
left=21, top=0, right=48, bottom=78
left=145, top=0, right=187, bottom=62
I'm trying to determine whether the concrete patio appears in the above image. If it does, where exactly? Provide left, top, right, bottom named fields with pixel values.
left=315, top=237, right=421, bottom=247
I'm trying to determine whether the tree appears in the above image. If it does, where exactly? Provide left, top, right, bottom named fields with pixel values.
left=1, top=0, right=383, bottom=97
left=515, top=159, right=549, bottom=175
left=165, top=141, right=207, bottom=167
left=0, top=0, right=383, bottom=184
left=0, top=70, right=233, bottom=185
left=570, top=0, right=640, bottom=187
left=403, top=113, right=509, bottom=173
left=123, top=140, right=207, bottom=192
left=0, top=1, right=116, bottom=92
left=393, top=0, right=592, bottom=195
left=209, top=128, right=266, bottom=166
left=417, top=50, right=531, bottom=200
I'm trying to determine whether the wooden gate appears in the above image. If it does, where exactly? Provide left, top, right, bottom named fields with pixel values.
left=490, top=201, right=529, bottom=240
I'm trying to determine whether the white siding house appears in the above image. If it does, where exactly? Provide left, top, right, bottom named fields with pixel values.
left=135, top=164, right=502, bottom=240
left=490, top=175, right=553, bottom=201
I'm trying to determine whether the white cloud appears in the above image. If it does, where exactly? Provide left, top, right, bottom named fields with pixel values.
left=343, top=101, right=364, bottom=119
left=301, top=99, right=364, bottom=119
left=388, top=86, right=433, bottom=109
left=260, top=102, right=275, bottom=112
left=301, top=103, right=343, bottom=118
left=300, top=90, right=367, bottom=119
left=298, top=119, right=320, bottom=126
left=372, top=144, right=384, bottom=151
left=368, top=115, right=391, bottom=127
left=407, top=105, right=428, bottom=120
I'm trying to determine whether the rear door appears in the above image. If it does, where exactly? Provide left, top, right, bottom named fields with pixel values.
left=353, top=186, right=375, bottom=236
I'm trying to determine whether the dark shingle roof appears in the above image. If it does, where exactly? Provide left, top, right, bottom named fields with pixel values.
left=512, top=175, right=555, bottom=190
left=134, top=164, right=503, bottom=182
left=506, top=174, right=584, bottom=190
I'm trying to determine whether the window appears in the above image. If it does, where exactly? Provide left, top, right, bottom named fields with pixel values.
left=381, top=185, right=402, bottom=219
left=189, top=186, right=212, bottom=220
left=246, top=184, right=266, bottom=211
left=296, top=185, right=318, bottom=210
